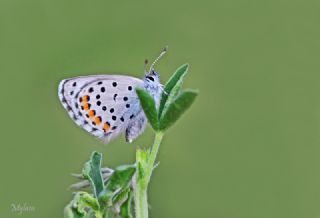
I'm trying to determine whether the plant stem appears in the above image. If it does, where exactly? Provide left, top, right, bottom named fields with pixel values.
left=146, top=132, right=164, bottom=182
left=135, top=180, right=148, bottom=218
left=135, top=131, right=164, bottom=218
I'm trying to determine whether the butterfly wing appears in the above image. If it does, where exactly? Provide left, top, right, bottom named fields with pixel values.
left=58, top=75, right=145, bottom=143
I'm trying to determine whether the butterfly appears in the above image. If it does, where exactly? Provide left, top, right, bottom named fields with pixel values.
left=58, top=48, right=167, bottom=144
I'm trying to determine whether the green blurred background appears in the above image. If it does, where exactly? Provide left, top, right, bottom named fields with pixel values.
left=1, top=0, right=320, bottom=217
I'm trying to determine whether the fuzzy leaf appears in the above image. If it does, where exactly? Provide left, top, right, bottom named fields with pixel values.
left=136, top=88, right=159, bottom=130
left=64, top=192, right=99, bottom=218
left=64, top=202, right=86, bottom=218
left=112, top=188, right=129, bottom=207
left=97, top=190, right=113, bottom=208
left=120, top=190, right=133, bottom=218
left=98, top=165, right=135, bottom=206
left=159, top=64, right=189, bottom=117
left=159, top=90, right=198, bottom=131
left=82, top=152, right=105, bottom=199
left=107, top=165, right=136, bottom=192
left=77, top=193, right=100, bottom=211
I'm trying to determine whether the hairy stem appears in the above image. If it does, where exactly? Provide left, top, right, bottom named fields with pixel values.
left=135, top=132, right=164, bottom=218
left=135, top=181, right=148, bottom=218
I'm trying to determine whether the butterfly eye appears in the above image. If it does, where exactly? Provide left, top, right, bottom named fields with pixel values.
left=146, top=76, right=155, bottom=82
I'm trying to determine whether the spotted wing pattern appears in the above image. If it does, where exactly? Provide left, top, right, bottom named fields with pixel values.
left=58, top=75, right=145, bottom=143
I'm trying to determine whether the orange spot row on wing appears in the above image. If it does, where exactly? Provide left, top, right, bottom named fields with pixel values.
left=95, top=116, right=102, bottom=125
left=81, top=95, right=90, bottom=111
left=88, top=110, right=95, bottom=118
left=103, top=122, right=110, bottom=132
left=81, top=95, right=107, bottom=129
left=83, top=103, right=90, bottom=111
left=82, top=95, right=90, bottom=103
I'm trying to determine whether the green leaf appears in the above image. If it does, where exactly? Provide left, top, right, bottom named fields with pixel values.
left=112, top=188, right=130, bottom=207
left=159, top=90, right=198, bottom=131
left=120, top=190, right=133, bottom=218
left=77, top=192, right=100, bottom=211
left=97, top=190, right=113, bottom=208
left=110, top=188, right=133, bottom=217
left=64, top=202, right=86, bottom=218
left=136, top=149, right=149, bottom=181
left=106, top=165, right=136, bottom=192
left=136, top=148, right=149, bottom=166
left=98, top=165, right=135, bottom=206
left=159, top=64, right=189, bottom=118
left=64, top=192, right=100, bottom=218
left=83, top=210, right=95, bottom=218
left=136, top=88, right=159, bottom=130
left=82, top=152, right=105, bottom=200
left=137, top=163, right=145, bottom=180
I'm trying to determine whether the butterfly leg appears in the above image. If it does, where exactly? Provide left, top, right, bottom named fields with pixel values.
left=125, top=112, right=147, bottom=143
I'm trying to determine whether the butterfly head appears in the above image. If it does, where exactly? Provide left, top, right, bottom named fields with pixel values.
left=144, top=69, right=160, bottom=84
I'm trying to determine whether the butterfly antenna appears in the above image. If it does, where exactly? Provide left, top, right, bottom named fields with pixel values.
left=149, top=46, right=168, bottom=72
left=144, top=59, right=149, bottom=73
